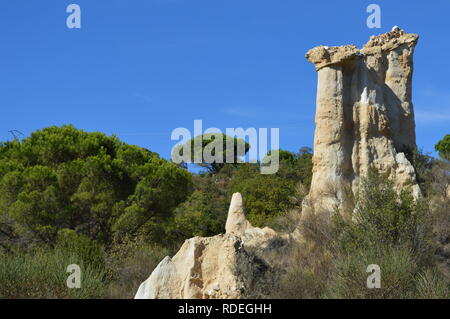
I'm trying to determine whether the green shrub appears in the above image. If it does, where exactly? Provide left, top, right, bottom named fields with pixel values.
left=326, top=246, right=449, bottom=299
left=55, top=228, right=105, bottom=270
left=415, top=269, right=450, bottom=299
left=272, top=212, right=335, bottom=299
left=106, top=237, right=172, bottom=299
left=435, top=134, right=450, bottom=161
left=274, top=169, right=449, bottom=299
left=273, top=243, right=334, bottom=299
left=327, top=246, right=418, bottom=299
left=229, top=164, right=296, bottom=227
left=335, top=169, right=434, bottom=261
left=0, top=248, right=106, bottom=299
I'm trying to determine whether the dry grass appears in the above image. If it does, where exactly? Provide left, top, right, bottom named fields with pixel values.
left=105, top=237, right=172, bottom=299
left=271, top=168, right=450, bottom=299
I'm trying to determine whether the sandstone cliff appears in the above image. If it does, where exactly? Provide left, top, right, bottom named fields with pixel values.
left=305, top=27, right=421, bottom=213
left=135, top=28, right=422, bottom=299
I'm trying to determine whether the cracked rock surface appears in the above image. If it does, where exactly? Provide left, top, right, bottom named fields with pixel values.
left=304, top=27, right=420, bottom=212
left=135, top=193, right=286, bottom=299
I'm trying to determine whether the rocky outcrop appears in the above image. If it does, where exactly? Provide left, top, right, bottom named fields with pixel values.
left=135, top=193, right=288, bottom=299
left=135, top=28, right=423, bottom=299
left=304, top=27, right=421, bottom=213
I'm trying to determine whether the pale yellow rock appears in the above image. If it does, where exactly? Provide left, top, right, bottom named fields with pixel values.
left=305, top=27, right=421, bottom=213
left=361, top=27, right=418, bottom=56
left=305, top=45, right=359, bottom=71
left=135, top=234, right=245, bottom=299
left=225, top=192, right=277, bottom=239
left=134, top=193, right=282, bottom=299
left=225, top=192, right=250, bottom=235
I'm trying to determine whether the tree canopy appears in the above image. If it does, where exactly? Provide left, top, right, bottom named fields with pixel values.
left=435, top=134, right=450, bottom=161
left=0, top=125, right=193, bottom=245
left=172, top=133, right=250, bottom=174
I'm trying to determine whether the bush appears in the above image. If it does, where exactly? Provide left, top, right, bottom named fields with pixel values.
left=273, top=243, right=333, bottom=299
left=336, top=169, right=433, bottom=261
left=105, top=237, right=172, bottom=299
left=228, top=164, right=296, bottom=227
left=327, top=246, right=418, bottom=298
left=55, top=229, right=105, bottom=270
left=327, top=170, right=447, bottom=298
left=272, top=212, right=335, bottom=298
left=435, top=134, right=450, bottom=161
left=415, top=269, right=450, bottom=299
left=0, top=247, right=107, bottom=299
left=326, top=246, right=449, bottom=299
left=273, top=169, right=449, bottom=299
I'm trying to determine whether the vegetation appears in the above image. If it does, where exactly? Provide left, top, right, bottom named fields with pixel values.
left=0, top=244, right=107, bottom=299
left=436, top=134, right=450, bottom=161
left=0, top=125, right=193, bottom=246
left=172, top=133, right=250, bottom=174
left=274, top=166, right=450, bottom=299
left=0, top=126, right=448, bottom=299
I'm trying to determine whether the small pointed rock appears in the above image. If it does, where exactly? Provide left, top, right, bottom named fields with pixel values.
left=225, top=192, right=250, bottom=235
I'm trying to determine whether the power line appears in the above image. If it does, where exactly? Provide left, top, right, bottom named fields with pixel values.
left=8, top=130, right=24, bottom=140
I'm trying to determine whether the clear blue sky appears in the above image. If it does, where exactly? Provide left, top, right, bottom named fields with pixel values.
left=1, top=0, right=449, bottom=160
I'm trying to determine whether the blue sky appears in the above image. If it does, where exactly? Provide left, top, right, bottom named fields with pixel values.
left=0, top=0, right=449, bottom=160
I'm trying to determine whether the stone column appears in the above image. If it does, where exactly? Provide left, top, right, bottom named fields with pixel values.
left=305, top=28, right=421, bottom=215
left=305, top=45, right=359, bottom=212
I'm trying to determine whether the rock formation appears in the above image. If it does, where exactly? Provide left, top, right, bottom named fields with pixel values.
left=135, top=28, right=422, bottom=299
left=135, top=193, right=288, bottom=299
left=304, top=27, right=421, bottom=213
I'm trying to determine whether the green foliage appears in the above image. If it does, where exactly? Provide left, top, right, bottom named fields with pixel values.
left=55, top=229, right=105, bottom=270
left=0, top=248, right=107, bottom=298
left=8, top=125, right=448, bottom=299
left=158, top=171, right=230, bottom=245
left=106, top=237, right=172, bottom=299
left=0, top=125, right=192, bottom=245
left=112, top=156, right=193, bottom=238
left=415, top=269, right=450, bottom=299
left=327, top=246, right=448, bottom=299
left=266, top=147, right=313, bottom=187
left=228, top=163, right=296, bottom=227
left=228, top=148, right=312, bottom=227
left=171, top=191, right=224, bottom=239
left=435, top=134, right=450, bottom=161
left=162, top=147, right=313, bottom=236
left=407, top=149, right=436, bottom=196
left=328, top=247, right=419, bottom=299
left=173, top=133, right=250, bottom=174
left=335, top=169, right=433, bottom=261
left=274, top=168, right=449, bottom=299
left=267, top=149, right=295, bottom=164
